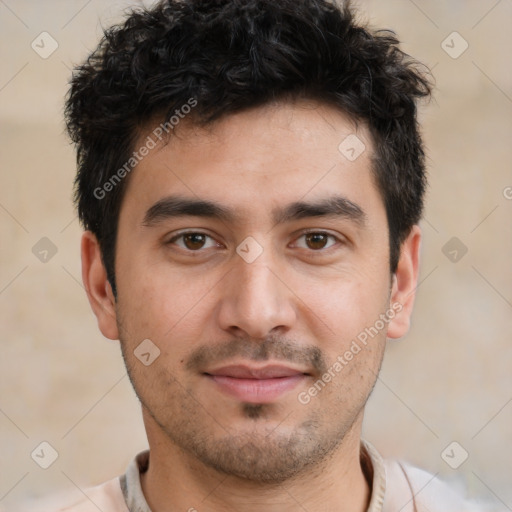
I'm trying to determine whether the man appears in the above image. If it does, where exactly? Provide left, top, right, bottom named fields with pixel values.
left=58, top=0, right=498, bottom=510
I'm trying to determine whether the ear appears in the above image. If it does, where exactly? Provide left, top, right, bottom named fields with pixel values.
left=387, top=225, right=421, bottom=340
left=81, top=231, right=119, bottom=340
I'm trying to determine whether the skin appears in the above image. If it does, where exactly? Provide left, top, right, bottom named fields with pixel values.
left=82, top=99, right=421, bottom=512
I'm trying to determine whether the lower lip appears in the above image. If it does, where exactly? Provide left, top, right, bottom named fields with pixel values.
left=207, top=374, right=306, bottom=404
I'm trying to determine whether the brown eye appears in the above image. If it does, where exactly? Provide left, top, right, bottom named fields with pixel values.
left=293, top=232, right=339, bottom=252
left=305, top=233, right=330, bottom=250
left=183, top=233, right=207, bottom=250
left=169, top=232, right=218, bottom=251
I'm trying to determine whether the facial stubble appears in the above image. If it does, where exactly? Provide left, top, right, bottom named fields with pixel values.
left=118, top=322, right=385, bottom=484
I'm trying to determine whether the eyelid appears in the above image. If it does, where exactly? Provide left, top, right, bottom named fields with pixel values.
left=166, top=230, right=223, bottom=249
left=290, top=230, right=343, bottom=250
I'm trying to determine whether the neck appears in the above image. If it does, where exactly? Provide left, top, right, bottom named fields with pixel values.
left=140, top=413, right=371, bottom=512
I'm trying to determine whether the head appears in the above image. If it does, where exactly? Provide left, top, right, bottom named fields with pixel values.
left=67, top=0, right=431, bottom=483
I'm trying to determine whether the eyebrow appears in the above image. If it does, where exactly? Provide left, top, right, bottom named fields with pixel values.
left=142, top=194, right=366, bottom=227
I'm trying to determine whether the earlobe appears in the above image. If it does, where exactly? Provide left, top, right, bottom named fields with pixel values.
left=81, top=231, right=119, bottom=340
left=387, top=225, right=421, bottom=340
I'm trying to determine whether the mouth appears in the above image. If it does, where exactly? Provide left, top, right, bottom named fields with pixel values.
left=204, top=364, right=310, bottom=404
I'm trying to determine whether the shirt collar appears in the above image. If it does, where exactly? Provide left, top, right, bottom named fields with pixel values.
left=361, top=439, right=387, bottom=512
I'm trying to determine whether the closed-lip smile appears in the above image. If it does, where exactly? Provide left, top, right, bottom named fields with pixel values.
left=204, top=364, right=309, bottom=403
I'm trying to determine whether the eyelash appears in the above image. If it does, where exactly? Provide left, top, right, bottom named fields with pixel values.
left=166, top=230, right=342, bottom=253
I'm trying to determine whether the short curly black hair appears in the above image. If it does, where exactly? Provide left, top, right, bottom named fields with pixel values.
left=65, top=0, right=432, bottom=297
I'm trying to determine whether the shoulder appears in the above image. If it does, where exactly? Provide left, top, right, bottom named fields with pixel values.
left=20, top=477, right=128, bottom=512
left=60, top=477, right=128, bottom=512
left=19, top=451, right=149, bottom=512
left=384, top=458, right=504, bottom=512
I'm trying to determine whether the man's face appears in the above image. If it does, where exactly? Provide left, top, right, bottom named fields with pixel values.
left=102, top=101, right=406, bottom=482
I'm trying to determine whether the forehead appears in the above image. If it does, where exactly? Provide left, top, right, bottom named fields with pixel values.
left=120, top=100, right=382, bottom=225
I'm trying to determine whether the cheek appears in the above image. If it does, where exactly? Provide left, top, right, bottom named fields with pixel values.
left=117, top=264, right=218, bottom=354
left=297, top=265, right=390, bottom=341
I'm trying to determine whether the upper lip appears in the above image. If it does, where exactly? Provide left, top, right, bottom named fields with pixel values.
left=205, top=364, right=309, bottom=379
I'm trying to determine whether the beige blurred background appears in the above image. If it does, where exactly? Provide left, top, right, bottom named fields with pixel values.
left=1, top=0, right=511, bottom=509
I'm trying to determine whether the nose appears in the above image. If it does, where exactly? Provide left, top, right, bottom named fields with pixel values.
left=216, top=252, right=297, bottom=340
